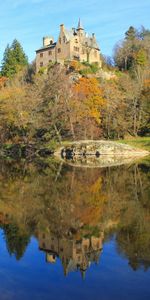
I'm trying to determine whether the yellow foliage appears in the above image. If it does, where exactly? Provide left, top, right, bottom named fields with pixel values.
left=73, top=77, right=105, bottom=124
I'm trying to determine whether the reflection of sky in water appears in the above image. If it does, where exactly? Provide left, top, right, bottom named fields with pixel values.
left=0, top=159, right=149, bottom=300
left=0, top=233, right=150, bottom=300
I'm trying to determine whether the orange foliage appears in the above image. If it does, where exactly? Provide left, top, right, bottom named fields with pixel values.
left=0, top=76, right=7, bottom=89
left=73, top=77, right=105, bottom=124
left=69, top=60, right=82, bottom=71
left=144, top=79, right=150, bottom=88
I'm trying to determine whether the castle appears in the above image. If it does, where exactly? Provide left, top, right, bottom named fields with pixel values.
left=39, top=231, right=103, bottom=277
left=36, top=19, right=102, bottom=72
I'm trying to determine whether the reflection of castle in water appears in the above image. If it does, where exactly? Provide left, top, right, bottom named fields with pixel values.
left=38, top=232, right=103, bottom=277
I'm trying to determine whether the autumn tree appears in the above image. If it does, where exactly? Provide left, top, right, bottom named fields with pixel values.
left=73, top=77, right=105, bottom=139
left=114, top=26, right=150, bottom=72
left=0, top=70, right=38, bottom=144
left=36, top=65, right=77, bottom=142
left=101, top=78, right=127, bottom=139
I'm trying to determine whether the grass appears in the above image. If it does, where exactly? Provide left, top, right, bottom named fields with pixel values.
left=117, top=137, right=150, bottom=152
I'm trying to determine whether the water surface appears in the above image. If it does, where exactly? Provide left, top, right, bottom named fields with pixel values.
left=0, top=157, right=150, bottom=300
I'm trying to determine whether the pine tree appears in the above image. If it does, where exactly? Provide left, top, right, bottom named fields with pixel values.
left=125, top=26, right=137, bottom=41
left=11, top=39, right=28, bottom=66
left=1, top=39, right=28, bottom=78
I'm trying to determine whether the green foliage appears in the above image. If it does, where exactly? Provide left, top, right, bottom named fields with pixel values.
left=79, top=62, right=99, bottom=75
left=114, top=26, right=150, bottom=72
left=136, top=49, right=147, bottom=66
left=2, top=223, right=30, bottom=260
left=125, top=26, right=137, bottom=41
left=117, top=137, right=150, bottom=151
left=1, top=39, right=28, bottom=78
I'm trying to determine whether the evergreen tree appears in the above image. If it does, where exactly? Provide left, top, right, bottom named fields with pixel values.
left=1, top=39, right=28, bottom=78
left=125, top=26, right=137, bottom=41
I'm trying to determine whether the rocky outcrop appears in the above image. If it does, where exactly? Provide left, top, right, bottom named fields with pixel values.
left=56, top=140, right=149, bottom=158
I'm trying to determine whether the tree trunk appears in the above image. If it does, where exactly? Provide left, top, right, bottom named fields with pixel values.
left=54, top=124, right=62, bottom=144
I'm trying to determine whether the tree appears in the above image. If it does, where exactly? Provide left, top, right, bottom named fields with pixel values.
left=125, top=26, right=137, bottom=41
left=36, top=65, right=76, bottom=142
left=0, top=69, right=39, bottom=144
left=101, top=78, right=127, bottom=139
left=1, top=39, right=28, bottom=78
left=73, top=77, right=105, bottom=139
left=114, top=26, right=150, bottom=72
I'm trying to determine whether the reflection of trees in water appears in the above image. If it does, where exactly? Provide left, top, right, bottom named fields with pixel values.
left=1, top=223, right=30, bottom=260
left=0, top=158, right=149, bottom=271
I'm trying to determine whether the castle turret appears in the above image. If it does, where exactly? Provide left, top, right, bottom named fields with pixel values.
left=77, top=18, right=84, bottom=37
left=77, top=18, right=84, bottom=30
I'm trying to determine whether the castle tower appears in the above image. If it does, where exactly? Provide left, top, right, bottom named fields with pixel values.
left=77, top=18, right=84, bottom=37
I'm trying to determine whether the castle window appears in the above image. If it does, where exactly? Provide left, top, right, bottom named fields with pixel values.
left=63, top=36, right=66, bottom=43
left=73, top=56, right=79, bottom=61
left=59, top=38, right=61, bottom=44
left=74, top=46, right=79, bottom=52
left=40, top=62, right=43, bottom=67
left=58, top=48, right=61, bottom=53
left=48, top=50, right=52, bottom=56
left=40, top=52, right=43, bottom=57
left=75, top=39, right=78, bottom=43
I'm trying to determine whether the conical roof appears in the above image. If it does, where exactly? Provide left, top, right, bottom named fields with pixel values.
left=77, top=18, right=84, bottom=30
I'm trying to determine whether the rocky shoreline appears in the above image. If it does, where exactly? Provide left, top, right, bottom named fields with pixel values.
left=55, top=140, right=149, bottom=158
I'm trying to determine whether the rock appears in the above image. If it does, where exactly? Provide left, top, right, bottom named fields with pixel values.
left=55, top=140, right=149, bottom=167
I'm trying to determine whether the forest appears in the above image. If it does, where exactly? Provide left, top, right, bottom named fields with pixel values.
left=0, top=26, right=149, bottom=150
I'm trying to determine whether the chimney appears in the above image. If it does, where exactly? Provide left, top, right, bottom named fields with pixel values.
left=43, top=36, right=54, bottom=47
left=92, top=33, right=95, bottom=39
left=60, top=24, right=64, bottom=32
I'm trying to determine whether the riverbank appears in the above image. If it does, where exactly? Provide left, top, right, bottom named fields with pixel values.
left=117, top=137, right=150, bottom=152
left=0, top=137, right=149, bottom=160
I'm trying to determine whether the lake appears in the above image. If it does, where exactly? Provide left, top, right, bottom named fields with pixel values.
left=0, top=157, right=150, bottom=300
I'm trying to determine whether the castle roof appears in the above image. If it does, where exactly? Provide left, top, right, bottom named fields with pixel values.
left=82, top=35, right=100, bottom=50
left=36, top=42, right=56, bottom=53
left=77, top=18, right=84, bottom=30
left=63, top=29, right=74, bottom=41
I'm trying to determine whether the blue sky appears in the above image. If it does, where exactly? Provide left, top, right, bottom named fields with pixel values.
left=0, top=0, right=150, bottom=63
